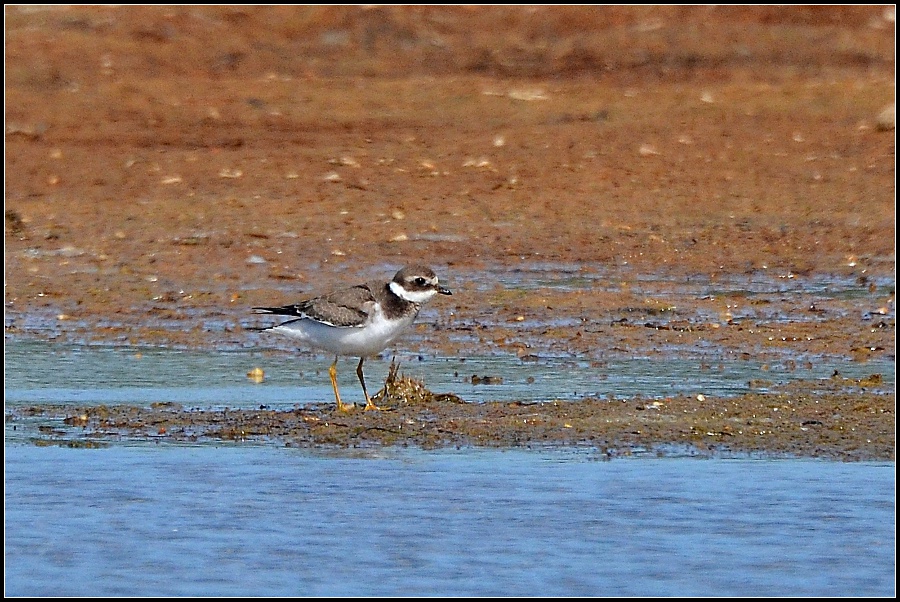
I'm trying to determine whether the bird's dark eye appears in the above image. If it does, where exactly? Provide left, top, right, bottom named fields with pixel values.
left=414, top=277, right=427, bottom=286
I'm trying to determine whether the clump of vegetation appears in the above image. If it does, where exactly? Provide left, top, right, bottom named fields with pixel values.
left=371, top=359, right=435, bottom=406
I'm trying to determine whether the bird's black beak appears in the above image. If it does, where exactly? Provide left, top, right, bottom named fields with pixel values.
left=438, top=286, right=452, bottom=295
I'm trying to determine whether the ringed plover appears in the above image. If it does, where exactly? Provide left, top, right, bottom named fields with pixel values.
left=254, top=265, right=451, bottom=411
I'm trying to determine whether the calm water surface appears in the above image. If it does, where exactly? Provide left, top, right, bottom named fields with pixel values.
left=4, top=340, right=894, bottom=408
left=4, top=445, right=895, bottom=597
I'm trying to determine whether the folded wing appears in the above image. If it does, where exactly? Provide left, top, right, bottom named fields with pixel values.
left=254, top=284, right=375, bottom=327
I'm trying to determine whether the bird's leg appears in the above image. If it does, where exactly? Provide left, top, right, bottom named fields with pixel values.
left=329, top=356, right=354, bottom=412
left=357, top=357, right=383, bottom=411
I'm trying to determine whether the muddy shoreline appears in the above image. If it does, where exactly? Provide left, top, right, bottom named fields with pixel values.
left=5, top=7, right=895, bottom=459
left=7, top=362, right=894, bottom=461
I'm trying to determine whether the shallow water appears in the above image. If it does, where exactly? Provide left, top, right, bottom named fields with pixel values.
left=472, top=263, right=896, bottom=302
left=3, top=341, right=894, bottom=412
left=4, top=445, right=895, bottom=597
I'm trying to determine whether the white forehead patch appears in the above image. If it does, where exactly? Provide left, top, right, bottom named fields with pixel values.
left=390, top=281, right=438, bottom=304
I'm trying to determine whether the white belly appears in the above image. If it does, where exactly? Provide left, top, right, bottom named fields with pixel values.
left=269, top=311, right=417, bottom=357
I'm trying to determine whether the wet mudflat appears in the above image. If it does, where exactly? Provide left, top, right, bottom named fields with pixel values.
left=13, top=386, right=893, bottom=461
left=4, top=7, right=895, bottom=457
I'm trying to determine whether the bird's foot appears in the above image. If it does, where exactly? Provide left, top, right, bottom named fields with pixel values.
left=362, top=398, right=386, bottom=411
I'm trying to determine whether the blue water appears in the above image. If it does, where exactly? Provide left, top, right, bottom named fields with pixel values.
left=3, top=341, right=894, bottom=410
left=3, top=445, right=894, bottom=597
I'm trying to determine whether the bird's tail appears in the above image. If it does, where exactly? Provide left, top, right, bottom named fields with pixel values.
left=252, top=306, right=304, bottom=317
left=253, top=306, right=280, bottom=313
left=247, top=308, right=282, bottom=331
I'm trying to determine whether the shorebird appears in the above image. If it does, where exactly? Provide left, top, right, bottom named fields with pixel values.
left=253, top=265, right=451, bottom=411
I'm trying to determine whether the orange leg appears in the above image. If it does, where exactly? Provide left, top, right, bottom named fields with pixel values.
left=328, top=356, right=354, bottom=412
left=357, top=357, right=383, bottom=411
